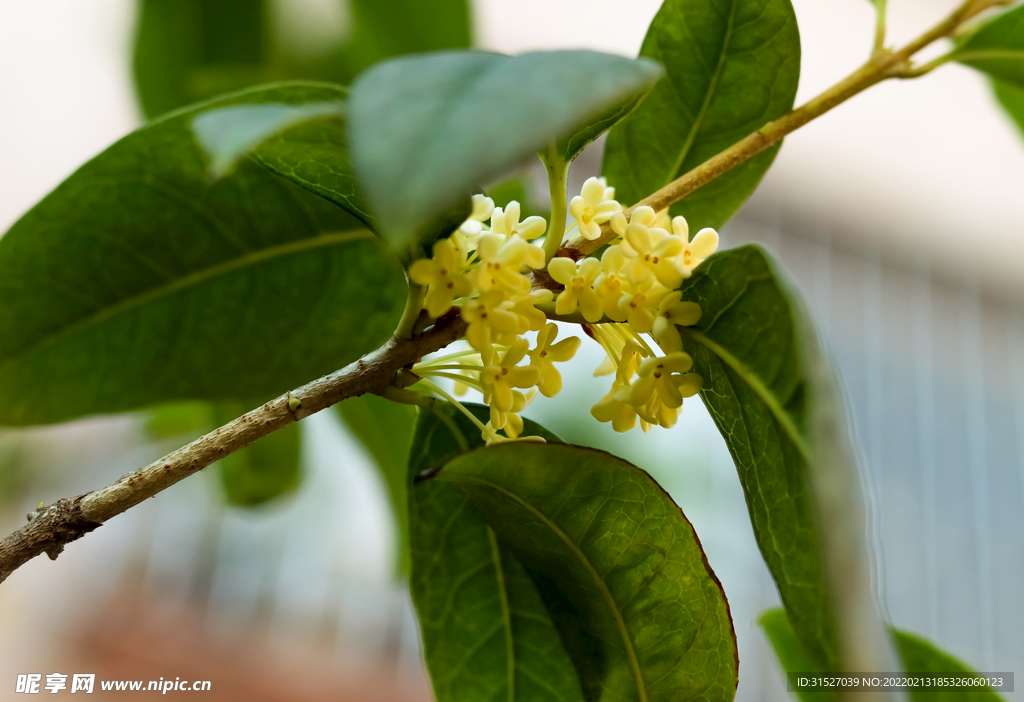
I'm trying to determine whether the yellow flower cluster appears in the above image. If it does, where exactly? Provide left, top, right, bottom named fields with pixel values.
left=407, top=177, right=719, bottom=441
left=409, top=195, right=580, bottom=443
left=589, top=325, right=703, bottom=432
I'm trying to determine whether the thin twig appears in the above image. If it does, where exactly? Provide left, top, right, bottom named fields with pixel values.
left=0, top=316, right=466, bottom=583
left=558, top=0, right=1006, bottom=258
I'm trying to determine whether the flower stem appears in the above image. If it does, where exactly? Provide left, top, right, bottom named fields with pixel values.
left=395, top=281, right=426, bottom=340
left=541, top=145, right=570, bottom=262
left=382, top=385, right=436, bottom=408
left=418, top=377, right=490, bottom=434
left=873, top=0, right=888, bottom=56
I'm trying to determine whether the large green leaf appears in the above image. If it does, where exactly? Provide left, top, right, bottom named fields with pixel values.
left=427, top=427, right=738, bottom=700
left=348, top=50, right=663, bottom=251
left=0, top=83, right=406, bottom=426
left=602, top=0, right=800, bottom=230
left=676, top=245, right=837, bottom=669
left=759, top=609, right=1005, bottom=702
left=214, top=400, right=302, bottom=506
left=336, top=394, right=418, bottom=576
left=409, top=402, right=586, bottom=702
left=954, top=5, right=1024, bottom=89
left=133, top=0, right=269, bottom=119
left=992, top=78, right=1024, bottom=138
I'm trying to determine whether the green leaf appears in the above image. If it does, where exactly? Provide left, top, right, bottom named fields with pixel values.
left=894, top=633, right=1005, bottom=701
left=992, top=78, right=1024, bottom=138
left=348, top=50, right=663, bottom=251
left=954, top=5, right=1024, bottom=89
left=677, top=245, right=837, bottom=669
left=602, top=0, right=801, bottom=229
left=759, top=609, right=1005, bottom=702
left=0, top=83, right=406, bottom=426
left=336, top=394, right=418, bottom=577
left=343, top=0, right=472, bottom=78
left=409, top=402, right=586, bottom=702
left=427, top=420, right=738, bottom=700
left=214, top=400, right=302, bottom=507
left=758, top=609, right=833, bottom=702
left=191, top=101, right=347, bottom=178
left=133, top=0, right=269, bottom=119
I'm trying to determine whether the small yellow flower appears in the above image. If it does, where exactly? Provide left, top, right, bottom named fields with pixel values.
left=548, top=257, right=604, bottom=322
left=489, top=201, right=547, bottom=241
left=488, top=387, right=537, bottom=438
left=591, top=384, right=639, bottom=433
left=480, top=338, right=541, bottom=413
left=671, top=216, right=719, bottom=276
left=462, top=295, right=521, bottom=357
left=626, top=352, right=695, bottom=410
left=507, top=288, right=554, bottom=334
left=636, top=371, right=702, bottom=430
left=569, top=177, right=622, bottom=240
left=651, top=291, right=702, bottom=353
left=610, top=205, right=657, bottom=239
left=593, top=247, right=632, bottom=321
left=475, top=233, right=545, bottom=295
left=408, top=237, right=473, bottom=318
left=617, top=278, right=670, bottom=333
left=458, top=194, right=496, bottom=238
left=621, top=220, right=685, bottom=289
left=528, top=323, right=581, bottom=397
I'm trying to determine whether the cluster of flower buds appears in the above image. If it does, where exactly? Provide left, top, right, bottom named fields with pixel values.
left=406, top=176, right=719, bottom=441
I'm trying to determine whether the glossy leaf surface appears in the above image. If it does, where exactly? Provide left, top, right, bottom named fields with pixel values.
left=0, top=84, right=406, bottom=426
left=760, top=609, right=1004, bottom=702
left=348, top=50, right=663, bottom=250
left=602, top=0, right=800, bottom=229
left=409, top=402, right=585, bottom=702
left=433, top=439, right=738, bottom=700
left=677, top=245, right=837, bottom=668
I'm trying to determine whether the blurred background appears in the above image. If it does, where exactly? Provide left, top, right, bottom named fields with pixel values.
left=1, top=0, right=1022, bottom=699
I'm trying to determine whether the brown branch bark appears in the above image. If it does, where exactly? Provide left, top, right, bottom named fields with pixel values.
left=0, top=315, right=466, bottom=583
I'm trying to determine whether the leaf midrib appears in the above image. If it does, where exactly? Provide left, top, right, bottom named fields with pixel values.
left=487, top=527, right=516, bottom=702
left=682, top=326, right=811, bottom=460
left=956, top=48, right=1024, bottom=65
left=444, top=473, right=649, bottom=702
left=661, top=0, right=738, bottom=187
left=0, top=229, right=373, bottom=376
